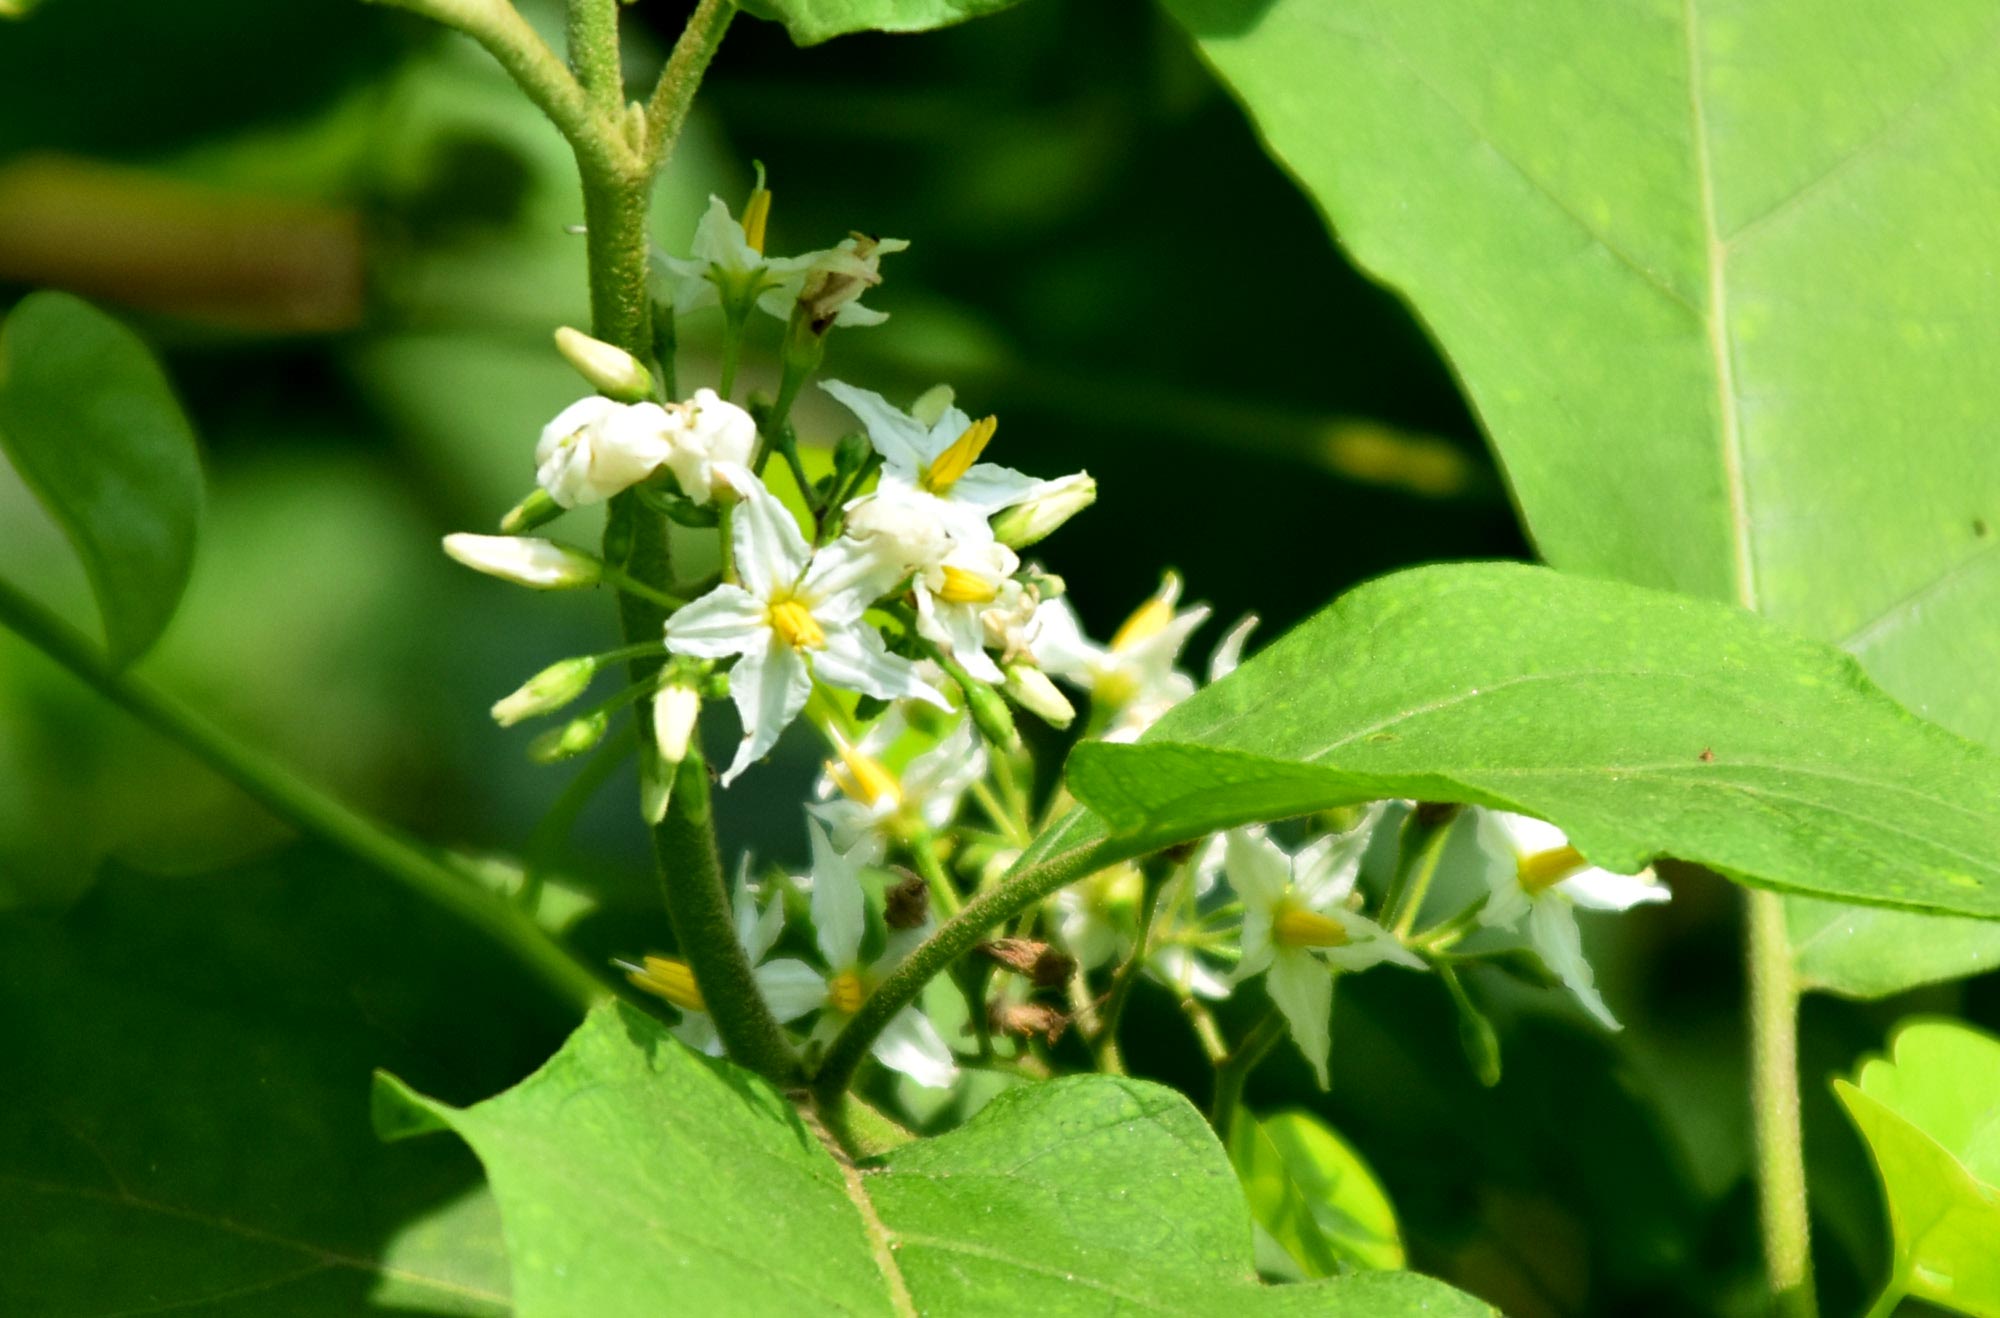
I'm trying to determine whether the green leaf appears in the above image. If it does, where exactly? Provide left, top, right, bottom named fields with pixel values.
left=0, top=846, right=577, bottom=1315
left=1230, top=1110, right=1403, bottom=1279
left=1162, top=0, right=2000, bottom=993
left=1791, top=901, right=2000, bottom=999
left=738, top=0, right=1025, bottom=47
left=1836, top=1019, right=2000, bottom=1317
left=382, top=1002, right=1492, bottom=1316
left=0, top=291, right=202, bottom=665
left=1067, top=563, right=2000, bottom=919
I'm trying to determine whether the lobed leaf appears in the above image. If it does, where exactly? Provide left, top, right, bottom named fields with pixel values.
left=1068, top=564, right=2000, bottom=919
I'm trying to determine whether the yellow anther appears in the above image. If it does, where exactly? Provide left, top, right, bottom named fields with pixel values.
left=1517, top=844, right=1587, bottom=895
left=1111, top=595, right=1174, bottom=653
left=828, top=969, right=868, bottom=1015
left=936, top=565, right=1001, bottom=605
left=628, top=956, right=705, bottom=1013
left=921, top=415, right=998, bottom=493
left=829, top=744, right=902, bottom=809
left=1273, top=904, right=1352, bottom=949
left=769, top=598, right=825, bottom=649
left=741, top=187, right=772, bottom=255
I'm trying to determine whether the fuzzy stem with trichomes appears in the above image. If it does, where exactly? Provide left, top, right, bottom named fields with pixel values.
left=0, top=575, right=610, bottom=1014
left=1749, top=887, right=1818, bottom=1318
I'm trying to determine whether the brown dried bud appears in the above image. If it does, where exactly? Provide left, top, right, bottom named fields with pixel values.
left=977, top=938, right=1077, bottom=989
left=988, top=999, right=1069, bottom=1046
left=883, top=870, right=930, bottom=930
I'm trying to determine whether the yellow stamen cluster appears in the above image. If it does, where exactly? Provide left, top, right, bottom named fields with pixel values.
left=828, top=969, right=868, bottom=1015
left=1517, top=844, right=1587, bottom=895
left=829, top=744, right=902, bottom=809
left=770, top=598, right=825, bottom=649
left=741, top=187, right=772, bottom=255
left=1273, top=903, right=1352, bottom=949
left=627, top=956, right=705, bottom=1013
left=921, top=416, right=998, bottom=494
left=1111, top=594, right=1174, bottom=653
left=936, top=565, right=1001, bottom=605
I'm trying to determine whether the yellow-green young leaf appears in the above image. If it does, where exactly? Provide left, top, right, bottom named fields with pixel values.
left=738, top=0, right=1024, bottom=47
left=379, top=1003, right=1493, bottom=1316
left=1836, top=1020, right=2000, bottom=1317
left=1162, top=0, right=2000, bottom=995
left=0, top=292, right=202, bottom=665
left=1231, top=1111, right=1402, bottom=1279
left=1067, top=564, right=2000, bottom=919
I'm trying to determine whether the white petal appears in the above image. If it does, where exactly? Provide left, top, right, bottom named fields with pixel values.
left=947, top=462, right=1045, bottom=516
left=1561, top=867, right=1670, bottom=912
left=730, top=472, right=810, bottom=599
left=871, top=1007, right=959, bottom=1089
left=819, top=380, right=931, bottom=475
left=800, top=537, right=901, bottom=621
left=720, top=638, right=811, bottom=786
left=670, top=1011, right=724, bottom=1057
left=1265, top=949, right=1334, bottom=1089
left=915, top=590, right=1003, bottom=683
left=1293, top=810, right=1380, bottom=907
left=1208, top=613, right=1259, bottom=683
left=809, top=818, right=868, bottom=971
left=1528, top=898, right=1620, bottom=1030
left=1322, top=910, right=1426, bottom=972
left=663, top=585, right=768, bottom=659
left=814, top=626, right=952, bottom=709
left=1224, top=828, right=1292, bottom=910
left=754, top=959, right=829, bottom=1023
left=1484, top=809, right=1569, bottom=859
left=1150, top=946, right=1231, bottom=1000
left=1024, top=597, right=1102, bottom=683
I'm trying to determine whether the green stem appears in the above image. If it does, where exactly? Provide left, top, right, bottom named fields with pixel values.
left=1210, top=1010, right=1283, bottom=1135
left=0, top=576, right=608, bottom=1014
left=1383, top=801, right=1458, bottom=936
left=1859, top=1281, right=1904, bottom=1318
left=814, top=810, right=1118, bottom=1100
left=642, top=0, right=735, bottom=173
left=906, top=829, right=963, bottom=920
left=563, top=0, right=623, bottom=112
left=1749, top=887, right=1818, bottom=1318
left=1092, top=871, right=1166, bottom=1075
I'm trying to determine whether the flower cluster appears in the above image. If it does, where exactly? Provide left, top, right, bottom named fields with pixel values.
left=441, top=176, right=1673, bottom=1102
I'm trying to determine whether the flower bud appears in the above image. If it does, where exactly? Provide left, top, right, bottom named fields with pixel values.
left=499, top=488, right=562, bottom=535
left=529, top=710, right=610, bottom=764
left=652, top=679, right=701, bottom=766
left=960, top=674, right=1020, bottom=751
left=1002, top=664, right=1075, bottom=728
left=492, top=657, right=598, bottom=727
left=554, top=326, right=654, bottom=402
left=443, top=534, right=601, bottom=589
left=991, top=472, right=1096, bottom=549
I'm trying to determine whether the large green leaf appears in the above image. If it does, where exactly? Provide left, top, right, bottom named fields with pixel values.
left=1163, top=0, right=2000, bottom=993
left=0, top=846, right=577, bottom=1315
left=1836, top=1020, right=2000, bottom=1317
left=1066, top=564, right=2000, bottom=919
left=0, top=291, right=203, bottom=666
left=380, top=1002, right=1491, bottom=1316
left=739, top=0, right=1025, bottom=47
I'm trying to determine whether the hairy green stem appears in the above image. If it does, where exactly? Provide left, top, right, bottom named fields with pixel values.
left=1749, top=887, right=1817, bottom=1318
left=563, top=0, right=623, bottom=112
left=1209, top=1010, right=1283, bottom=1135
left=1091, top=871, right=1166, bottom=1075
left=0, top=576, right=609, bottom=1014
left=643, top=0, right=735, bottom=172
left=814, top=810, right=1120, bottom=1100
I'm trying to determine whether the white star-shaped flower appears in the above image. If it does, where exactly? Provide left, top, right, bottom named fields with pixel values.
left=535, top=396, right=673, bottom=508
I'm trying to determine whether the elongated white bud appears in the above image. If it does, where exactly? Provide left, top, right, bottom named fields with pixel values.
left=492, top=657, right=598, bottom=727
left=1003, top=664, right=1076, bottom=728
left=991, top=473, right=1096, bottom=548
left=554, top=326, right=654, bottom=402
left=443, top=534, right=600, bottom=589
left=652, top=680, right=701, bottom=765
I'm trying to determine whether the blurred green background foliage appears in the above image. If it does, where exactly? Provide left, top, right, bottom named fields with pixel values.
left=1, top=2, right=1972, bottom=1312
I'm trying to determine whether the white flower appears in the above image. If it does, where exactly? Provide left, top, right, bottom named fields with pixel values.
left=913, top=538, right=1021, bottom=682
left=663, top=469, right=949, bottom=784
left=1226, top=814, right=1420, bottom=1088
left=622, top=859, right=824, bottom=1056
left=662, top=388, right=757, bottom=504
left=821, top=380, right=1060, bottom=546
left=535, top=396, right=674, bottom=508
left=1032, top=573, right=1210, bottom=742
left=794, top=233, right=909, bottom=330
left=658, top=194, right=815, bottom=320
left=801, top=821, right=959, bottom=1088
left=841, top=486, right=956, bottom=579
left=1474, top=810, right=1669, bottom=1030
left=443, top=533, right=600, bottom=589
left=990, top=472, right=1096, bottom=548
left=811, top=713, right=987, bottom=852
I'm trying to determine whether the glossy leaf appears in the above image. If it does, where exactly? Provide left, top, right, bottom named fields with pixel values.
left=738, top=0, right=1025, bottom=47
left=1836, top=1020, right=2000, bottom=1317
left=0, top=291, right=203, bottom=666
left=1163, top=0, right=2000, bottom=993
left=1068, top=564, right=2000, bottom=918
left=381, top=1002, right=1492, bottom=1316
left=0, top=847, right=576, bottom=1315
